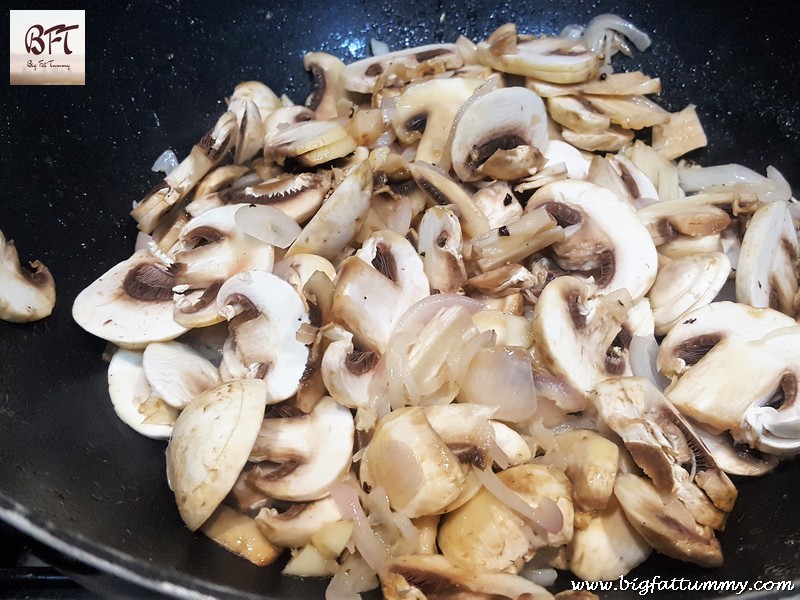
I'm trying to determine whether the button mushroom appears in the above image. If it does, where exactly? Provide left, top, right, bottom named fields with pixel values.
left=247, top=396, right=355, bottom=502
left=255, top=496, right=343, bottom=548
left=166, top=379, right=268, bottom=531
left=217, top=270, right=309, bottom=402
left=0, top=229, right=55, bottom=322
left=141, top=340, right=221, bottom=409
left=303, top=52, right=346, bottom=120
left=72, top=249, right=188, bottom=349
left=417, top=206, right=468, bottom=294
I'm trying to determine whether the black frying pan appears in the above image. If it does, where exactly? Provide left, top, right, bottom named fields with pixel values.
left=1, top=1, right=799, bottom=598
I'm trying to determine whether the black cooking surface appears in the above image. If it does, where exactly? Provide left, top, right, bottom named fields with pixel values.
left=1, top=1, right=799, bottom=599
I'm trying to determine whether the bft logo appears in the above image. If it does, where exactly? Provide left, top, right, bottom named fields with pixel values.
left=25, top=23, right=80, bottom=55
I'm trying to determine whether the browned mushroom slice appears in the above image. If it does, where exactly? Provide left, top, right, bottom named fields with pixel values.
left=255, top=496, right=342, bottom=547
left=0, top=229, right=56, bottom=322
left=592, top=377, right=737, bottom=530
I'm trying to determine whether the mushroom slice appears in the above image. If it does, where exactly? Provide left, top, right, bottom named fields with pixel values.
left=648, top=252, right=731, bottom=336
left=468, top=264, right=537, bottom=297
left=217, top=270, right=309, bottom=402
left=666, top=327, right=800, bottom=455
left=235, top=172, right=332, bottom=224
left=613, top=472, right=722, bottom=568
left=173, top=204, right=275, bottom=286
left=547, top=96, right=610, bottom=134
left=437, top=464, right=572, bottom=574
left=542, top=140, right=590, bottom=181
left=132, top=111, right=238, bottom=233
left=142, top=340, right=221, bottom=409
left=248, top=396, right=354, bottom=502
left=0, top=230, right=55, bottom=322
left=255, top=496, right=342, bottom=548
left=528, top=71, right=661, bottom=97
left=561, top=125, right=634, bottom=153
left=379, top=554, right=553, bottom=600
left=549, top=430, right=619, bottom=511
left=392, top=78, right=483, bottom=167
left=331, top=230, right=429, bottom=353
left=636, top=196, right=736, bottom=246
left=273, top=253, right=337, bottom=310
left=658, top=302, right=797, bottom=379
left=107, top=348, right=176, bottom=439
left=73, top=250, right=188, bottom=349
left=532, top=276, right=633, bottom=393
left=527, top=180, right=657, bottom=300
left=580, top=95, right=670, bottom=130
left=472, top=182, right=524, bottom=229
left=567, top=497, right=651, bottom=582
left=476, top=36, right=598, bottom=84
left=690, top=420, right=778, bottom=477
left=303, top=52, right=345, bottom=120
left=736, top=200, right=799, bottom=316
left=226, top=81, right=282, bottom=122
left=166, top=379, right=268, bottom=531
left=321, top=327, right=379, bottom=409
left=360, top=407, right=466, bottom=518
left=450, top=87, right=548, bottom=182
left=592, top=377, right=737, bottom=530
left=192, top=165, right=250, bottom=204
left=286, top=161, right=373, bottom=260
left=341, top=44, right=462, bottom=94
left=417, top=206, right=467, bottom=294
left=200, top=504, right=280, bottom=567
left=233, top=100, right=265, bottom=164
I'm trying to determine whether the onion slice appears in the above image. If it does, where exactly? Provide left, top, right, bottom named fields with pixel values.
left=151, top=149, right=179, bottom=176
left=472, top=466, right=563, bottom=535
left=330, top=481, right=389, bottom=572
left=393, top=293, right=485, bottom=335
left=234, top=204, right=301, bottom=248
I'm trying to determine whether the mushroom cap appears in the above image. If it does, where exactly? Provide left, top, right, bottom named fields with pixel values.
left=142, top=340, right=221, bottom=409
left=166, top=379, right=268, bottom=531
left=0, top=230, right=56, bottom=323
left=217, top=270, right=309, bottom=402
left=72, top=249, right=188, bottom=349
left=450, top=87, right=548, bottom=182
left=248, top=396, right=355, bottom=502
left=736, top=199, right=799, bottom=316
left=303, top=52, right=346, bottom=120
left=527, top=180, right=658, bottom=300
left=657, top=301, right=797, bottom=379
left=107, top=348, right=175, bottom=440
left=320, top=328, right=377, bottom=409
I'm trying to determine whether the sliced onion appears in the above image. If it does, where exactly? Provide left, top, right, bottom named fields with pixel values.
left=582, top=14, right=652, bottom=53
left=629, top=334, right=670, bottom=391
left=488, top=440, right=510, bottom=470
left=370, top=38, right=390, bottom=57
left=532, top=372, right=585, bottom=413
left=234, top=204, right=301, bottom=248
left=473, top=465, right=563, bottom=535
left=326, top=553, right=379, bottom=600
left=519, top=564, right=558, bottom=588
left=330, top=481, right=389, bottom=572
left=151, top=149, right=179, bottom=176
left=394, top=293, right=485, bottom=335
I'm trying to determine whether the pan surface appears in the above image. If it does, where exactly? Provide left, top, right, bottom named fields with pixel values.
left=1, top=1, right=799, bottom=598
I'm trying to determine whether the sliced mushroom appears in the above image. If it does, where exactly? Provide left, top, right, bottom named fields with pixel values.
left=0, top=230, right=55, bottom=322
left=579, top=95, right=669, bottom=130
left=232, top=100, right=265, bottom=164
left=657, top=301, right=797, bottom=379
left=255, top=496, right=342, bottom=548
left=303, top=52, right=346, bottom=119
left=666, top=326, right=800, bottom=456
left=531, top=276, right=633, bottom=393
left=107, top=348, right=176, bottom=440
left=541, top=140, right=590, bottom=181
left=320, top=327, right=379, bottom=409
left=471, top=182, right=524, bottom=229
left=225, top=172, right=333, bottom=224
left=476, top=36, right=598, bottom=84
left=200, top=504, right=280, bottom=566
left=172, top=204, right=275, bottom=286
left=527, top=180, right=658, bottom=300
left=331, top=229, right=429, bottom=353
left=379, top=554, right=553, bottom=600
left=528, top=71, right=661, bottom=98
left=636, top=195, right=735, bottom=246
left=166, top=379, right=268, bottom=530
left=248, top=396, right=354, bottom=501
left=73, top=249, right=188, bottom=349
left=561, top=125, right=634, bottom=153
left=217, top=270, right=309, bottom=401
left=567, top=497, right=651, bottom=581
left=450, top=87, right=548, bottom=182
left=547, top=96, right=610, bottom=134
left=272, top=252, right=337, bottom=310
left=689, top=420, right=778, bottom=477
left=192, top=165, right=250, bottom=204
left=736, top=200, right=799, bottom=316
left=286, top=161, right=373, bottom=259
left=392, top=77, right=483, bottom=167
left=141, top=340, right=221, bottom=409
left=417, top=206, right=467, bottom=294
left=264, top=118, right=356, bottom=167
left=360, top=406, right=466, bottom=518
left=613, top=472, right=722, bottom=568
left=341, top=44, right=463, bottom=94
left=226, top=81, right=282, bottom=122
left=550, top=430, right=619, bottom=511
left=592, top=377, right=737, bottom=530
left=647, top=252, right=731, bottom=336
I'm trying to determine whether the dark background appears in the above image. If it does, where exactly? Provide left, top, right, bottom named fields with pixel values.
left=0, top=1, right=799, bottom=598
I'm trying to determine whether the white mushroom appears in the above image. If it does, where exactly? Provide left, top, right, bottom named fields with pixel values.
left=526, top=180, right=658, bottom=300
left=320, top=326, right=378, bottom=409
left=471, top=182, right=524, bottom=229
left=0, top=229, right=55, bottom=322
left=166, top=379, right=268, bottom=530
left=417, top=206, right=467, bottom=294
left=542, top=139, right=590, bottom=181
left=736, top=199, right=799, bottom=316
left=450, top=87, right=548, bottom=182
left=303, top=52, right=346, bottom=120
left=247, top=397, right=355, bottom=502
left=107, top=348, right=176, bottom=440
left=72, top=249, right=188, bottom=349
left=476, top=35, right=598, bottom=83
left=217, top=270, right=309, bottom=402
left=255, top=496, right=343, bottom=548
left=142, top=340, right=221, bottom=409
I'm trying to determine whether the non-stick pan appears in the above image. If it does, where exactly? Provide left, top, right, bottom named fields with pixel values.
left=1, top=1, right=799, bottom=598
